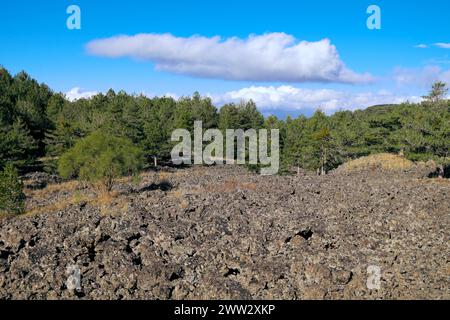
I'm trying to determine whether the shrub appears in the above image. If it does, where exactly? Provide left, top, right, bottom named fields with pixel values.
left=0, top=164, right=25, bottom=215
left=58, top=131, right=144, bottom=191
left=337, top=153, right=414, bottom=172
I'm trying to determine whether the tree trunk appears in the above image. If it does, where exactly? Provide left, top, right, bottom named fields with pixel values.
left=154, top=156, right=158, bottom=167
left=438, top=164, right=444, bottom=179
left=106, top=175, right=113, bottom=192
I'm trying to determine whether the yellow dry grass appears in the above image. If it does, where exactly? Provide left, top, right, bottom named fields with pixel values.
left=158, top=171, right=171, bottom=181
left=24, top=179, right=127, bottom=217
left=179, top=199, right=190, bottom=210
left=415, top=178, right=450, bottom=185
left=99, top=198, right=129, bottom=216
left=24, top=180, right=80, bottom=197
left=25, top=190, right=90, bottom=216
left=168, top=189, right=184, bottom=199
left=92, top=191, right=131, bottom=216
left=339, top=153, right=414, bottom=172
left=220, top=180, right=257, bottom=192
left=91, top=190, right=119, bottom=206
left=25, top=197, right=78, bottom=217
left=167, top=189, right=190, bottom=209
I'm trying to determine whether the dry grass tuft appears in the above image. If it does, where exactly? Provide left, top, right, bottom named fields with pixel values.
left=25, top=198, right=76, bottom=217
left=167, top=189, right=190, bottom=209
left=205, top=179, right=258, bottom=193
left=221, top=180, right=257, bottom=192
left=25, top=180, right=79, bottom=197
left=99, top=197, right=129, bottom=216
left=416, top=178, right=450, bottom=185
left=158, top=171, right=171, bottom=181
left=23, top=178, right=128, bottom=217
left=168, top=189, right=184, bottom=199
left=179, top=199, right=190, bottom=210
left=338, top=153, right=414, bottom=172
left=91, top=190, right=119, bottom=206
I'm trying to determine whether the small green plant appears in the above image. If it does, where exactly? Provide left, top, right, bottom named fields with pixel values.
left=0, top=164, right=25, bottom=215
left=58, top=131, right=144, bottom=191
left=131, top=173, right=142, bottom=186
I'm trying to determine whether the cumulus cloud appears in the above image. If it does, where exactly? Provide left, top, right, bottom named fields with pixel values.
left=434, top=43, right=450, bottom=49
left=86, top=33, right=373, bottom=84
left=142, top=91, right=181, bottom=101
left=64, top=85, right=422, bottom=114
left=65, top=87, right=98, bottom=101
left=394, top=66, right=450, bottom=87
left=210, top=86, right=421, bottom=113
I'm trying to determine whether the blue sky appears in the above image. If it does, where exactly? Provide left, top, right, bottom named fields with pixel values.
left=1, top=0, right=450, bottom=117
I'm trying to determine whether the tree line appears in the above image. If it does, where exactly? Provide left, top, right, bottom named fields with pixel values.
left=1, top=66, right=449, bottom=205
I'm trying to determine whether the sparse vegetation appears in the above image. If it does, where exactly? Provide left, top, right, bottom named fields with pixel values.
left=422, top=81, right=449, bottom=103
left=1, top=67, right=449, bottom=180
left=337, top=153, right=414, bottom=172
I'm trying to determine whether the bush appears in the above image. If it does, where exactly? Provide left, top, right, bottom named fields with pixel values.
left=0, top=164, right=25, bottom=215
left=336, top=153, right=414, bottom=172
left=58, top=131, right=144, bottom=191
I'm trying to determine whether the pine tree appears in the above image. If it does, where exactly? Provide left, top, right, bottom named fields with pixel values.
left=58, top=131, right=144, bottom=191
left=313, top=127, right=333, bottom=175
left=282, top=116, right=307, bottom=173
left=142, top=97, right=176, bottom=166
left=0, top=119, right=36, bottom=169
left=0, top=164, right=25, bottom=215
left=422, top=81, right=449, bottom=103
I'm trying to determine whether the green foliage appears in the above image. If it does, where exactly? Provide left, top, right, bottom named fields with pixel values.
left=219, top=100, right=264, bottom=131
left=422, top=81, right=449, bottom=103
left=0, top=119, right=36, bottom=169
left=0, top=67, right=52, bottom=169
left=0, top=164, right=25, bottom=215
left=46, top=93, right=66, bottom=123
left=217, top=100, right=265, bottom=167
left=174, top=92, right=218, bottom=129
left=58, top=131, right=144, bottom=190
left=142, top=97, right=177, bottom=165
left=1, top=67, right=449, bottom=178
left=281, top=100, right=450, bottom=174
left=391, top=103, right=450, bottom=162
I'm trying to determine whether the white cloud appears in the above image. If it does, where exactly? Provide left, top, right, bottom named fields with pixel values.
left=209, top=86, right=421, bottom=113
left=394, top=66, right=450, bottom=87
left=434, top=43, right=450, bottom=49
left=64, top=85, right=423, bottom=115
left=86, top=33, right=373, bottom=84
left=414, top=44, right=428, bottom=49
left=140, top=91, right=180, bottom=100
left=65, top=87, right=98, bottom=101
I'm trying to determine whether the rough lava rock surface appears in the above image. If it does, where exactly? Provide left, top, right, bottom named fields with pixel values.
left=0, top=166, right=449, bottom=299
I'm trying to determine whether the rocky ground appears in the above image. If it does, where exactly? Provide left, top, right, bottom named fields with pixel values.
left=0, top=165, right=449, bottom=300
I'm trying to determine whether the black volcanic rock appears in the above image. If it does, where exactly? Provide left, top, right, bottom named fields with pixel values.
left=0, top=166, right=449, bottom=299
